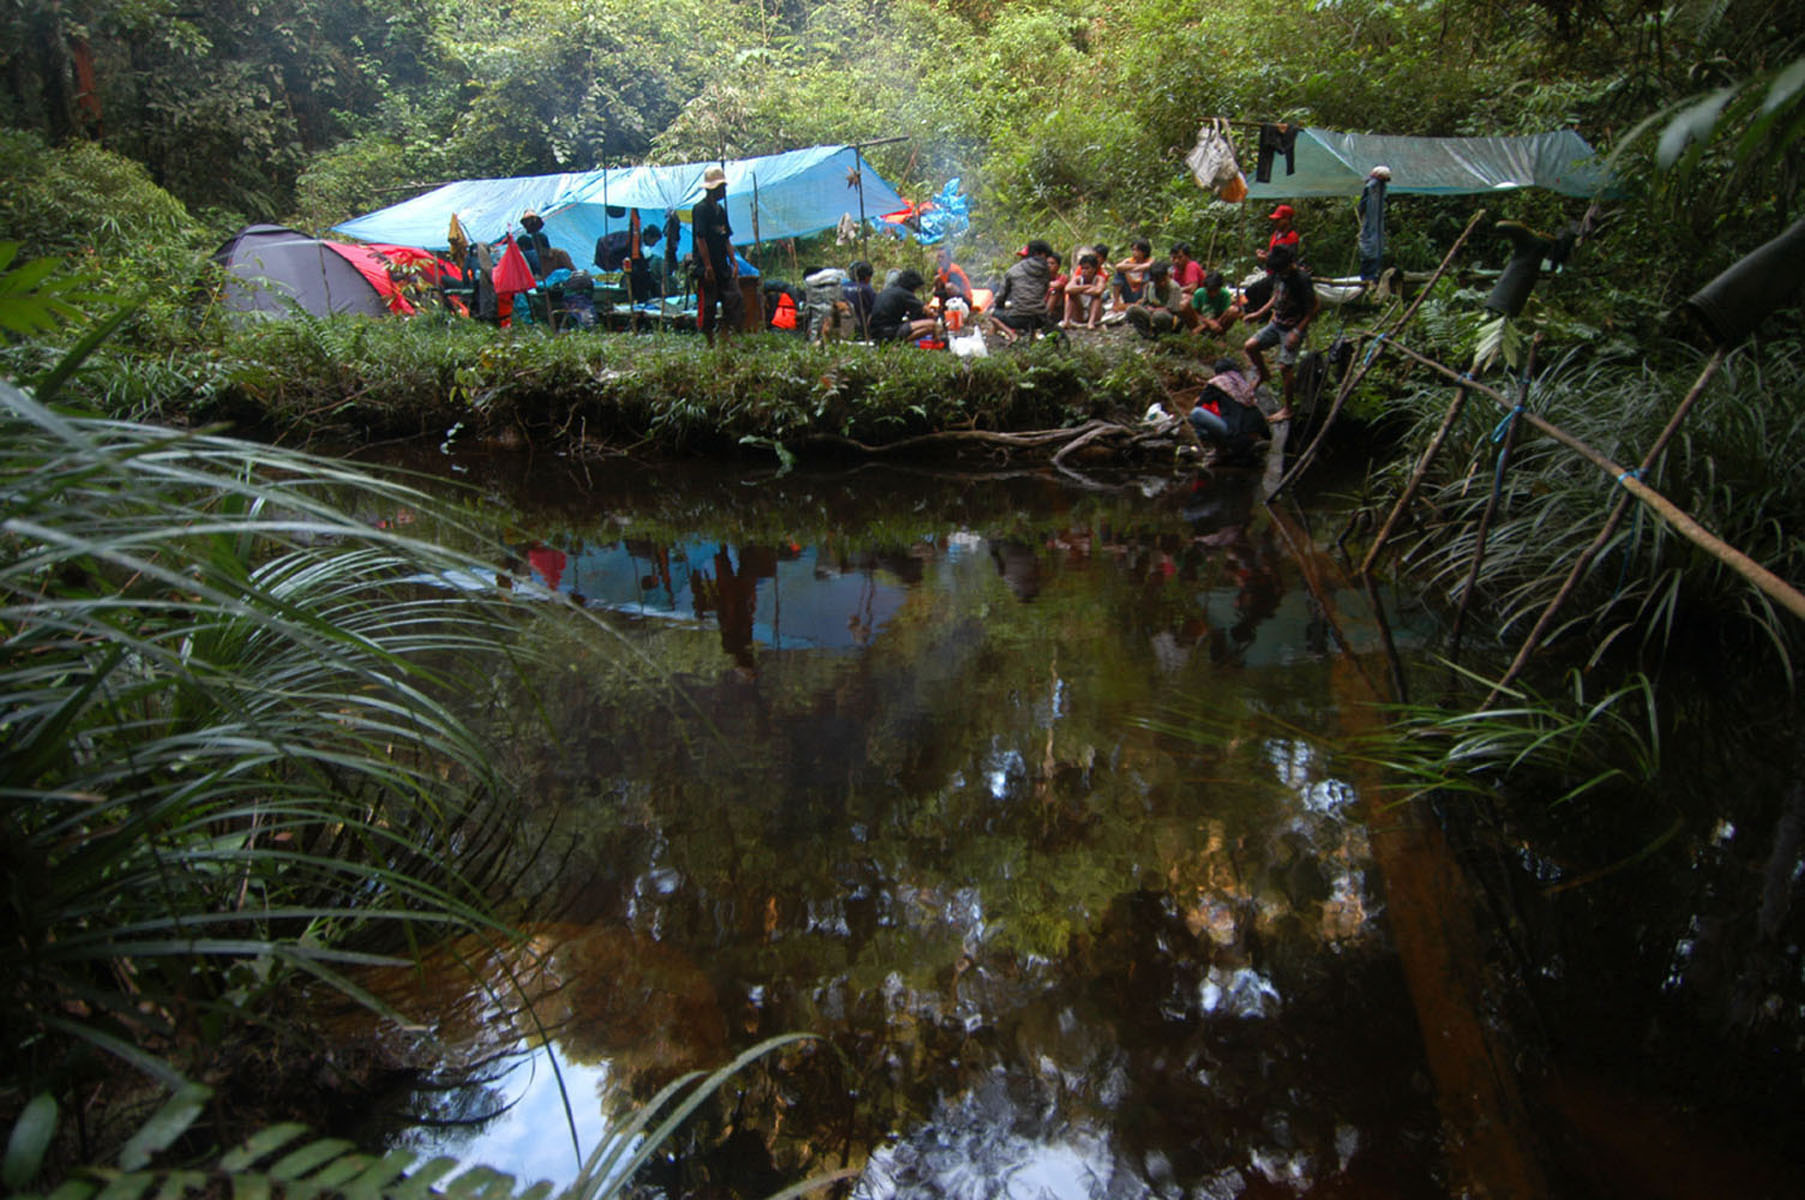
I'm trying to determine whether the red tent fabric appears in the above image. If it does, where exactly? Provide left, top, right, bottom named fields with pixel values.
left=320, top=242, right=416, bottom=316
left=366, top=243, right=464, bottom=284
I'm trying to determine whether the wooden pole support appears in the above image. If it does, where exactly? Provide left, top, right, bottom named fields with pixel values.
left=1359, top=384, right=1470, bottom=577
left=1448, top=343, right=1537, bottom=668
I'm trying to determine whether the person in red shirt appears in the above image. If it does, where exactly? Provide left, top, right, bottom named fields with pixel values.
left=1258, top=204, right=1301, bottom=265
left=1168, top=243, right=1206, bottom=298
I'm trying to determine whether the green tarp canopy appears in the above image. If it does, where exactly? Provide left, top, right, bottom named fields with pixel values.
left=1244, top=128, right=1614, bottom=199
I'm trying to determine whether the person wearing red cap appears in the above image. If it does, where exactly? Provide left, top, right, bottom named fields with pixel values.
left=1257, top=204, right=1300, bottom=265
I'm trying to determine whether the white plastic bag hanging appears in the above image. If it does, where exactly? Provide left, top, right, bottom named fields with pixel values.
left=1186, top=119, right=1242, bottom=190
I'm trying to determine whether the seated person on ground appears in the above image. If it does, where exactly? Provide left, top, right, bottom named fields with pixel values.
left=1112, top=239, right=1153, bottom=309
left=843, top=261, right=879, bottom=338
left=1061, top=252, right=1109, bottom=329
left=1125, top=260, right=1188, bottom=338
left=1069, top=241, right=1109, bottom=291
left=989, top=240, right=1057, bottom=344
left=1043, top=252, right=1066, bottom=318
left=1168, top=243, right=1206, bottom=298
left=869, top=268, right=939, bottom=343
left=1188, top=355, right=1269, bottom=459
left=934, top=248, right=973, bottom=308
left=1188, top=269, right=1243, bottom=338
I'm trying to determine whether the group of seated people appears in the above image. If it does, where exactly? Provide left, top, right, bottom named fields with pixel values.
left=793, top=250, right=977, bottom=345
left=489, top=201, right=1306, bottom=370
left=980, top=238, right=1251, bottom=346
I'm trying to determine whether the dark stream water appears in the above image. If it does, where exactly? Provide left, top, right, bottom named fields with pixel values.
left=337, top=449, right=1803, bottom=1199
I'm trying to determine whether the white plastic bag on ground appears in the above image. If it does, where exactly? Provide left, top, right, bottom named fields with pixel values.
left=950, top=327, right=988, bottom=358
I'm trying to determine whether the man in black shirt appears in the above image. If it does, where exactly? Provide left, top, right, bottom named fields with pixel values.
left=593, top=219, right=663, bottom=302
left=1241, top=244, right=1318, bottom=422
left=868, top=268, right=938, bottom=342
left=690, top=165, right=742, bottom=345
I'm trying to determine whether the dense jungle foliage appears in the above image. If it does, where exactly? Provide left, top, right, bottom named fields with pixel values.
left=2, top=0, right=1801, bottom=284
left=3, top=0, right=1805, bottom=1194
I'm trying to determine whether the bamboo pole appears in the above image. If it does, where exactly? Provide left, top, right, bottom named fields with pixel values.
left=1357, top=339, right=1805, bottom=694
left=1358, top=383, right=1471, bottom=576
left=1269, top=208, right=1487, bottom=500
left=1483, top=348, right=1737, bottom=704
left=1447, top=343, right=1537, bottom=668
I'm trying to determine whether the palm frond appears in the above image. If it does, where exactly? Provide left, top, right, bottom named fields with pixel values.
left=1, top=381, right=552, bottom=1093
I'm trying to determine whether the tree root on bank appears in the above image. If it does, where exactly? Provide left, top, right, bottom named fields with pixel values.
left=799, top=416, right=1195, bottom=465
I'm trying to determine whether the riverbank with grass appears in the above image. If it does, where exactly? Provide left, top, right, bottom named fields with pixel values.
left=35, top=314, right=1251, bottom=460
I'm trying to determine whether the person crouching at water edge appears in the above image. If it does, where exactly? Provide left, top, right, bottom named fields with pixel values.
left=691, top=165, right=743, bottom=346
left=1188, top=356, right=1270, bottom=463
left=989, top=240, right=1058, bottom=344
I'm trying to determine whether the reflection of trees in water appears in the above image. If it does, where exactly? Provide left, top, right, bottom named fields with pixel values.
left=490, top=736, right=1428, bottom=1195
left=438, top=498, right=1450, bottom=1192
left=623, top=871, right=1436, bottom=1198
left=338, top=922, right=732, bottom=1148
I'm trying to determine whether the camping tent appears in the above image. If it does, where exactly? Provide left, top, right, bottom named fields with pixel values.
left=332, top=144, right=909, bottom=268
left=1243, top=128, right=1614, bottom=199
left=216, top=225, right=417, bottom=319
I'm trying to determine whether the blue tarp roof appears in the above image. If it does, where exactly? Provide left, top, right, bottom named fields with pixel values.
left=1244, top=128, right=1615, bottom=199
left=333, top=144, right=907, bottom=266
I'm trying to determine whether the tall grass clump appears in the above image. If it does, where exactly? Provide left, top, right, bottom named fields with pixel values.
left=1380, top=341, right=1805, bottom=672
left=0, top=380, right=547, bottom=1118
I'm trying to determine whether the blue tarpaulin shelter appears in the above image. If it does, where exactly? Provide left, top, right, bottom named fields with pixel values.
left=1244, top=128, right=1614, bottom=199
left=333, top=144, right=907, bottom=267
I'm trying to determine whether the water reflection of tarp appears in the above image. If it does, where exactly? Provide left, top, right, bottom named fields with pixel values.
left=531, top=540, right=908, bottom=652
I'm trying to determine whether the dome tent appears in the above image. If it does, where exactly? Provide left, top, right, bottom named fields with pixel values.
left=215, top=224, right=413, bottom=320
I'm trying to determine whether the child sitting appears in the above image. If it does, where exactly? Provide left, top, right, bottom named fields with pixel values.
left=1111, top=239, right=1154, bottom=311
left=1061, top=253, right=1109, bottom=329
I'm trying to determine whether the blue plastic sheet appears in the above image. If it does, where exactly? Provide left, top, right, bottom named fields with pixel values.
left=334, top=145, right=910, bottom=268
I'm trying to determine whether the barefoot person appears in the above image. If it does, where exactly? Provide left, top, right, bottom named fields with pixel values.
left=1061, top=252, right=1109, bottom=329
left=1241, top=244, right=1317, bottom=422
left=1111, top=238, right=1154, bottom=311
left=1188, top=269, right=1243, bottom=340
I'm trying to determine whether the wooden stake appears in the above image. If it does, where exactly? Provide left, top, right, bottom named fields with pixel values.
left=1359, top=383, right=1470, bottom=577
